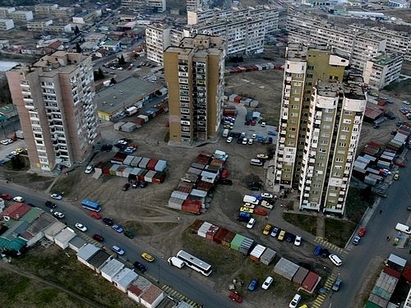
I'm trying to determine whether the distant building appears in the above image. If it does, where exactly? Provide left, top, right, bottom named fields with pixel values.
left=8, top=10, right=33, bottom=21
left=27, top=20, right=53, bottom=32
left=0, top=7, right=15, bottom=18
left=274, top=44, right=367, bottom=215
left=388, top=0, right=410, bottom=8
left=145, top=23, right=183, bottom=66
left=0, top=18, right=14, bottom=30
left=72, top=11, right=96, bottom=24
left=364, top=53, right=403, bottom=89
left=120, top=0, right=166, bottom=12
left=101, top=41, right=121, bottom=53
left=6, top=51, right=99, bottom=172
left=164, top=34, right=225, bottom=145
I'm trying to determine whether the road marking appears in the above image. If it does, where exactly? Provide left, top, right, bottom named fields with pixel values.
left=161, top=285, right=200, bottom=307
left=315, top=237, right=348, bottom=258
left=312, top=273, right=338, bottom=308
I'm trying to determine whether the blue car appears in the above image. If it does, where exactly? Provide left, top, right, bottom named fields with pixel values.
left=248, top=279, right=258, bottom=291
left=313, top=245, right=323, bottom=256
left=112, top=224, right=124, bottom=233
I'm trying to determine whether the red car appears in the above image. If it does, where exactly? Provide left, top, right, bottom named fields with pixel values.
left=358, top=227, right=366, bottom=237
left=122, top=183, right=130, bottom=191
left=254, top=208, right=268, bottom=216
left=1, top=193, right=11, bottom=200
left=92, top=234, right=104, bottom=242
left=90, top=212, right=102, bottom=220
left=229, top=291, right=243, bottom=303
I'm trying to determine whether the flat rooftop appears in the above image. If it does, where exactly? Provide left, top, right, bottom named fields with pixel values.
left=95, top=76, right=163, bottom=115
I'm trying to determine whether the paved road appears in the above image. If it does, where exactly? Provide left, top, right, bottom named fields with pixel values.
left=326, top=150, right=411, bottom=308
left=0, top=181, right=238, bottom=308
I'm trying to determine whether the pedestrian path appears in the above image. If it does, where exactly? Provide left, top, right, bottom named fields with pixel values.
left=311, top=272, right=338, bottom=308
left=161, top=285, right=200, bottom=307
left=315, top=237, right=348, bottom=258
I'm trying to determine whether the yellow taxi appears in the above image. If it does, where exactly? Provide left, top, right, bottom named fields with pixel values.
left=141, top=252, right=155, bottom=262
left=262, top=224, right=272, bottom=235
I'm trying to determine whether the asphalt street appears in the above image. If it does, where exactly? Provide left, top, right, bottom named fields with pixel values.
left=327, top=150, right=411, bottom=308
left=0, top=181, right=238, bottom=308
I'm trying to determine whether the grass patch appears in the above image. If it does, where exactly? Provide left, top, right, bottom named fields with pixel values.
left=51, top=174, right=77, bottom=196
left=345, top=187, right=373, bottom=224
left=283, top=213, right=318, bottom=236
left=163, top=131, right=170, bottom=143
left=324, top=218, right=356, bottom=248
left=152, top=222, right=179, bottom=232
left=124, top=220, right=151, bottom=236
left=0, top=273, right=31, bottom=300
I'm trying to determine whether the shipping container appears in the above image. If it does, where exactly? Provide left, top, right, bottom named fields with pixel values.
left=182, top=200, right=202, bottom=215
left=292, top=267, right=309, bottom=285
left=239, top=237, right=254, bottom=256
left=147, top=158, right=158, bottom=171
left=138, top=157, right=151, bottom=169
left=198, top=221, right=213, bottom=238
left=222, top=231, right=236, bottom=247
left=109, top=164, right=120, bottom=176
left=273, top=257, right=299, bottom=281
left=123, top=155, right=135, bottom=166
left=152, top=172, right=166, bottom=184
left=206, top=224, right=219, bottom=240
left=144, top=170, right=156, bottom=183
left=301, top=271, right=321, bottom=294
left=230, top=234, right=245, bottom=251
left=137, top=114, right=149, bottom=122
left=249, top=244, right=266, bottom=262
left=154, top=160, right=167, bottom=172
left=189, top=219, right=205, bottom=234
left=260, top=247, right=276, bottom=265
left=133, top=117, right=145, bottom=128
left=116, top=165, right=126, bottom=177
left=122, top=167, right=133, bottom=178
left=111, top=152, right=128, bottom=164
left=114, top=121, right=125, bottom=131
left=121, top=122, right=137, bottom=132
left=131, top=156, right=142, bottom=167
left=213, top=227, right=229, bottom=245
left=168, top=191, right=189, bottom=210
left=137, top=169, right=148, bottom=182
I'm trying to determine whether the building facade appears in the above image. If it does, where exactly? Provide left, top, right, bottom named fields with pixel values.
left=6, top=51, right=99, bottom=172
left=363, top=53, right=403, bottom=89
left=164, top=34, right=225, bottom=145
left=0, top=18, right=14, bottom=30
left=274, top=44, right=366, bottom=214
left=145, top=23, right=183, bottom=66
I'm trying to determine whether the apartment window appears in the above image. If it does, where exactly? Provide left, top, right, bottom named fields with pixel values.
left=343, top=119, right=352, bottom=124
left=293, top=97, right=300, bottom=102
left=307, top=65, right=314, bottom=70
left=338, top=142, right=346, bottom=147
left=341, top=126, right=350, bottom=132
left=329, top=75, right=339, bottom=80
left=307, top=74, right=313, bottom=78
left=336, top=157, right=343, bottom=162
left=320, top=140, right=328, bottom=145
left=31, top=120, right=40, bottom=125
left=36, top=140, right=44, bottom=144
left=340, top=135, right=347, bottom=140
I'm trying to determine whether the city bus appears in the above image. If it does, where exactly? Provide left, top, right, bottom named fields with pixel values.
left=81, top=199, right=102, bottom=212
left=176, top=250, right=212, bottom=276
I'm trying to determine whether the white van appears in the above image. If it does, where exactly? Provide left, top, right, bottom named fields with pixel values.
left=243, top=195, right=259, bottom=205
left=395, top=223, right=411, bottom=235
left=168, top=256, right=185, bottom=268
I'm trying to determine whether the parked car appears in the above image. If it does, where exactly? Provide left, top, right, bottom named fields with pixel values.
left=45, top=200, right=57, bottom=209
left=393, top=173, right=399, bottom=180
left=294, top=235, right=302, bottom=246
left=352, top=235, right=361, bottom=245
left=329, top=254, right=343, bottom=267
left=90, top=212, right=102, bottom=219
left=358, top=227, right=366, bottom=237
left=124, top=230, right=135, bottom=239
left=261, top=192, right=273, bottom=199
left=85, top=165, right=94, bottom=174
left=112, top=245, right=125, bottom=255
left=228, top=291, right=243, bottom=303
left=217, top=179, right=233, bottom=185
left=122, top=183, right=130, bottom=191
left=141, top=252, right=155, bottom=262
left=246, top=218, right=256, bottom=229
left=242, top=138, right=248, bottom=145
left=247, top=279, right=258, bottom=291
left=247, top=138, right=253, bottom=145
left=289, top=294, right=301, bottom=308
left=278, top=230, right=286, bottom=241
left=50, top=193, right=63, bottom=200
left=133, top=261, right=147, bottom=272
left=332, top=278, right=342, bottom=291
left=321, top=248, right=330, bottom=258
left=226, top=136, right=233, bottom=143
left=262, top=276, right=274, bottom=290
left=270, top=227, right=280, bottom=238
left=313, top=245, right=323, bottom=256
left=112, top=224, right=124, bottom=233
left=92, top=234, right=104, bottom=242
left=139, top=181, right=147, bottom=188
left=103, top=218, right=114, bottom=226
left=75, top=223, right=88, bottom=232
left=262, top=224, right=272, bottom=235
left=53, top=211, right=65, bottom=219
left=13, top=196, right=24, bottom=202
left=285, top=233, right=295, bottom=243
left=1, top=193, right=11, bottom=200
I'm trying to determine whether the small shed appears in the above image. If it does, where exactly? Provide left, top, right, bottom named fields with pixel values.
left=54, top=227, right=76, bottom=249
left=273, top=257, right=299, bottom=281
left=100, top=258, right=125, bottom=283
left=260, top=247, right=276, bottom=265
left=113, top=268, right=139, bottom=293
left=44, top=221, right=66, bottom=241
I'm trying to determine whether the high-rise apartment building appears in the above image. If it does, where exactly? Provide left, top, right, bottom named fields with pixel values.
left=164, top=34, right=225, bottom=145
left=6, top=51, right=99, bottom=172
left=274, top=44, right=367, bottom=214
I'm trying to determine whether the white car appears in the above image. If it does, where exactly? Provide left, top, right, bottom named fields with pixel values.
left=403, top=100, right=411, bottom=105
left=246, top=218, right=256, bottom=229
left=261, top=192, right=273, bottom=199
left=248, top=138, right=253, bottom=145
left=50, top=193, right=63, bottom=200
left=112, top=245, right=125, bottom=255
left=13, top=196, right=24, bottom=202
left=262, top=276, right=274, bottom=290
left=289, top=294, right=301, bottom=308
left=0, top=139, right=11, bottom=145
left=75, top=223, right=88, bottom=232
left=329, top=254, right=343, bottom=267
left=294, top=235, right=302, bottom=246
left=252, top=133, right=257, bottom=139
left=242, top=138, right=248, bottom=145
left=85, top=165, right=94, bottom=174
left=53, top=211, right=65, bottom=219
left=226, top=136, right=233, bottom=143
